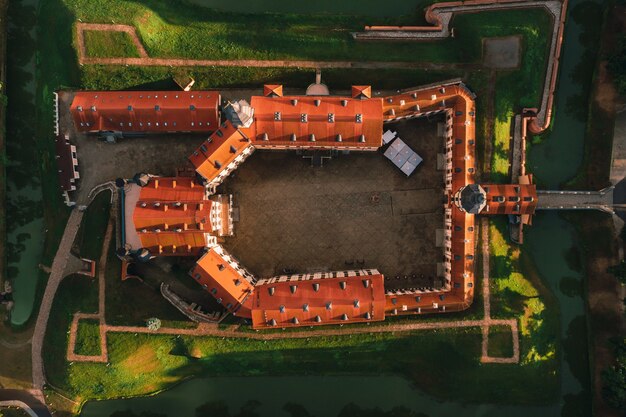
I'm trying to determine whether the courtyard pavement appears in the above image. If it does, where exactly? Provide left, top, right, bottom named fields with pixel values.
left=220, top=118, right=445, bottom=289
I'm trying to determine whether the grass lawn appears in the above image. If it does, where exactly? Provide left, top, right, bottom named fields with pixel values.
left=0, top=408, right=29, bottom=417
left=489, top=217, right=558, bottom=370
left=49, top=324, right=559, bottom=408
left=75, top=319, right=102, bottom=356
left=43, top=274, right=98, bottom=393
left=63, top=1, right=551, bottom=63
left=74, top=190, right=111, bottom=261
left=84, top=30, right=141, bottom=58
left=488, top=325, right=514, bottom=357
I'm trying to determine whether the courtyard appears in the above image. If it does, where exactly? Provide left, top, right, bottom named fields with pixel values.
left=220, top=117, right=445, bottom=289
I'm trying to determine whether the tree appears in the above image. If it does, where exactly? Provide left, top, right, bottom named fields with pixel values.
left=607, top=260, right=626, bottom=285
left=608, top=35, right=626, bottom=95
left=602, top=338, right=626, bottom=412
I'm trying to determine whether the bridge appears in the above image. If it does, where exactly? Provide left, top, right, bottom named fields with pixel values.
left=536, top=187, right=615, bottom=213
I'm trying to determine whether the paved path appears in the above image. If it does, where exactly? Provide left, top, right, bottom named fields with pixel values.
left=537, top=187, right=615, bottom=212
left=31, top=209, right=84, bottom=391
left=0, top=390, right=52, bottom=417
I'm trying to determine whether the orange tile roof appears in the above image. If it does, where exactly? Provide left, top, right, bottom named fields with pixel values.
left=263, top=84, right=283, bottom=97
left=482, top=183, right=538, bottom=215
left=351, top=85, right=372, bottom=99
left=138, top=177, right=206, bottom=201
left=250, top=271, right=386, bottom=329
left=188, top=120, right=254, bottom=184
left=190, top=246, right=255, bottom=316
left=381, top=83, right=478, bottom=314
left=133, top=201, right=212, bottom=230
left=138, top=231, right=209, bottom=256
left=71, top=91, right=220, bottom=133
left=249, top=96, right=383, bottom=149
left=125, top=177, right=216, bottom=256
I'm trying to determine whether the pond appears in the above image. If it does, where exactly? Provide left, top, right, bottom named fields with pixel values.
left=527, top=0, right=600, bottom=188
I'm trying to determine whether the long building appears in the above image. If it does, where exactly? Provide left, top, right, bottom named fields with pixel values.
left=102, top=81, right=537, bottom=329
left=71, top=91, right=221, bottom=134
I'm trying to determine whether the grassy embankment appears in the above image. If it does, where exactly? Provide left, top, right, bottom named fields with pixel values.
left=488, top=217, right=559, bottom=393
left=490, top=13, right=552, bottom=182
left=73, top=190, right=110, bottom=261
left=83, top=30, right=141, bottom=58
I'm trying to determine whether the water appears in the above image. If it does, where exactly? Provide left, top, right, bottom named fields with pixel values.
left=6, top=0, right=46, bottom=326
left=81, top=375, right=563, bottom=417
left=524, top=213, right=590, bottom=415
left=527, top=0, right=601, bottom=188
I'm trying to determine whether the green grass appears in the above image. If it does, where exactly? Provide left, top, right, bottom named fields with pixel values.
left=75, top=319, right=102, bottom=356
left=0, top=408, right=29, bottom=417
left=43, top=274, right=98, bottom=392
left=489, top=217, right=558, bottom=366
left=50, top=324, right=559, bottom=406
left=62, top=0, right=551, bottom=63
left=84, top=30, right=141, bottom=58
left=488, top=325, right=514, bottom=357
left=75, top=190, right=111, bottom=261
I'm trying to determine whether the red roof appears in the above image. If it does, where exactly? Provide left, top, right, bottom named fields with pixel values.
left=483, top=183, right=538, bottom=215
left=71, top=91, right=220, bottom=133
left=249, top=271, right=386, bottom=329
left=249, top=96, right=383, bottom=149
left=188, top=120, right=254, bottom=184
left=190, top=246, right=255, bottom=316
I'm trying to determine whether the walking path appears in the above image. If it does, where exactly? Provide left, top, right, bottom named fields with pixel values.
left=536, top=187, right=615, bottom=212
left=0, top=389, right=52, bottom=417
left=31, top=209, right=84, bottom=391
